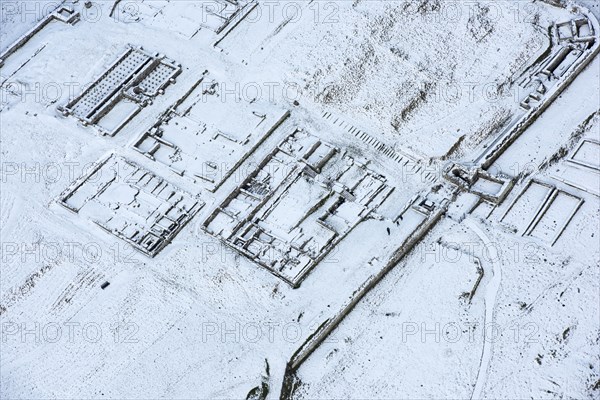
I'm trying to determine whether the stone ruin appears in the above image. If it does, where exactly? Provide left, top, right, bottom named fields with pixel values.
left=58, top=154, right=202, bottom=257
left=202, top=129, right=395, bottom=287
left=58, top=45, right=181, bottom=136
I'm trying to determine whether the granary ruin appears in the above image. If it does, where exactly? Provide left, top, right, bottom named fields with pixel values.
left=58, top=45, right=181, bottom=136
left=3, top=1, right=600, bottom=397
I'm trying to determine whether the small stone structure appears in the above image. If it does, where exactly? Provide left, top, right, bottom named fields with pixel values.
left=556, top=16, right=596, bottom=44
left=444, top=163, right=514, bottom=204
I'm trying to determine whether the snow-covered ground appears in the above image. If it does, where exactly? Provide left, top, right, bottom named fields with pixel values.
left=1, top=1, right=598, bottom=399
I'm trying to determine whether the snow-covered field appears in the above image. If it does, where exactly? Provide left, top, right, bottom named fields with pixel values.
left=0, top=1, right=598, bottom=399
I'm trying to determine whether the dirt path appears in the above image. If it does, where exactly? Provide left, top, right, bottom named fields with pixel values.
left=465, top=218, right=502, bottom=400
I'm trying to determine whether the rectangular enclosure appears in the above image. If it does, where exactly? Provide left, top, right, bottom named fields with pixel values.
left=58, top=154, right=203, bottom=257
left=203, top=129, right=394, bottom=287
left=132, top=73, right=290, bottom=191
